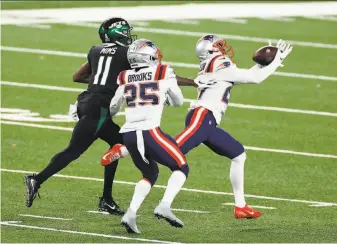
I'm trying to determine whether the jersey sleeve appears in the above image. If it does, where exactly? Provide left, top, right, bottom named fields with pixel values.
left=214, top=57, right=282, bottom=84
left=164, top=65, right=183, bottom=106
left=87, top=46, right=95, bottom=70
left=154, top=64, right=176, bottom=81
left=166, top=77, right=184, bottom=107
left=117, top=70, right=127, bottom=85
left=109, top=86, right=125, bottom=116
left=164, top=65, right=176, bottom=79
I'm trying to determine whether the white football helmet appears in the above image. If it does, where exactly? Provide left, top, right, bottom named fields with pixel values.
left=195, top=34, right=234, bottom=62
left=127, top=39, right=162, bottom=68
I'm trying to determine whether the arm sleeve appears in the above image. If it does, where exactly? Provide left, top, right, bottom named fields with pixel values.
left=166, top=78, right=184, bottom=107
left=215, top=58, right=282, bottom=84
left=109, top=86, right=125, bottom=116
left=87, top=46, right=95, bottom=70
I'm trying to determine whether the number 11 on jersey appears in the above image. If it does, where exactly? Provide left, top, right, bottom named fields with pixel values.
left=93, top=56, right=112, bottom=86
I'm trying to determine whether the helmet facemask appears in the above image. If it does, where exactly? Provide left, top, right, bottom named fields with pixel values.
left=211, top=39, right=234, bottom=58
left=196, top=35, right=235, bottom=62
left=154, top=48, right=163, bottom=65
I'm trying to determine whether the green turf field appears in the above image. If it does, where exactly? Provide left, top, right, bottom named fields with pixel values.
left=1, top=1, right=337, bottom=243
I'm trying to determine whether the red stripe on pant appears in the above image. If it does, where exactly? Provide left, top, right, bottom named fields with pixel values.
left=175, top=107, right=208, bottom=147
left=149, top=128, right=186, bottom=167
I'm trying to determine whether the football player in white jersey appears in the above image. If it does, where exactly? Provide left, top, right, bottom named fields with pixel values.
left=102, top=35, right=292, bottom=219
left=174, top=35, right=292, bottom=218
left=109, top=39, right=189, bottom=234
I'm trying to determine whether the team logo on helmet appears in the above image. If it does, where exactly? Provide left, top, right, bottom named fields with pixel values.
left=139, top=41, right=156, bottom=49
left=203, top=35, right=214, bottom=42
left=108, top=21, right=127, bottom=29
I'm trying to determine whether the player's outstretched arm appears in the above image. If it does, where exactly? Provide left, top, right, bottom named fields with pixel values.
left=218, top=40, right=292, bottom=84
left=167, top=78, right=184, bottom=107
left=177, top=75, right=198, bottom=87
left=73, top=62, right=91, bottom=84
left=109, top=86, right=125, bottom=116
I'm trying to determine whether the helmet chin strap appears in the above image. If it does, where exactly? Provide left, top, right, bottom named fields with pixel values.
left=115, top=40, right=126, bottom=46
left=207, top=51, right=222, bottom=60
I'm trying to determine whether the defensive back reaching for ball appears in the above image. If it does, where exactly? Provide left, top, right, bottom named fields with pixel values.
left=103, top=35, right=292, bottom=219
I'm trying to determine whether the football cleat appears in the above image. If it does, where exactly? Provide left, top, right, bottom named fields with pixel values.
left=98, top=197, right=124, bottom=216
left=101, top=144, right=123, bottom=166
left=234, top=205, right=261, bottom=219
left=154, top=202, right=184, bottom=228
left=24, top=174, right=40, bottom=208
left=121, top=208, right=141, bottom=234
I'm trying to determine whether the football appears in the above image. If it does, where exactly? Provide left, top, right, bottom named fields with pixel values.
left=252, top=46, right=278, bottom=66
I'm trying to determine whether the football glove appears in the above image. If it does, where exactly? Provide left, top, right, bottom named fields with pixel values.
left=164, top=95, right=172, bottom=106
left=275, top=39, right=293, bottom=62
left=68, top=101, right=79, bottom=121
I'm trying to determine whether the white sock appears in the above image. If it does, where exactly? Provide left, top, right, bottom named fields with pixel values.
left=120, top=145, right=129, bottom=157
left=161, top=171, right=186, bottom=207
left=129, top=179, right=151, bottom=213
left=230, top=152, right=247, bottom=208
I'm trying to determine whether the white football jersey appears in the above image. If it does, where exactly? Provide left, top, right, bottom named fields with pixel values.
left=194, top=53, right=283, bottom=124
left=194, top=55, right=235, bottom=124
left=110, top=64, right=183, bottom=132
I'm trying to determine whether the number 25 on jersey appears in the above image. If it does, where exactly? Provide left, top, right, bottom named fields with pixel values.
left=124, top=82, right=159, bottom=107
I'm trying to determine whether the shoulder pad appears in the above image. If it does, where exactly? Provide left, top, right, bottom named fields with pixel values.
left=204, top=55, right=223, bottom=73
left=213, top=56, right=234, bottom=72
left=117, top=70, right=128, bottom=85
left=165, top=65, right=176, bottom=79
left=154, top=64, right=175, bottom=81
left=87, top=46, right=95, bottom=60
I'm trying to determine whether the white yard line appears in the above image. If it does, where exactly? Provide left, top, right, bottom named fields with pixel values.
left=258, top=17, right=295, bottom=22
left=1, top=221, right=22, bottom=224
left=2, top=45, right=337, bottom=82
left=2, top=120, right=337, bottom=159
left=130, top=21, right=150, bottom=27
left=89, top=209, right=209, bottom=215
left=243, top=146, right=337, bottom=158
left=15, top=24, right=52, bottom=29
left=2, top=2, right=337, bottom=26
left=63, top=22, right=337, bottom=50
left=222, top=203, right=276, bottom=209
left=227, top=103, right=337, bottom=117
left=2, top=113, right=337, bottom=160
left=162, top=20, right=200, bottom=25
left=2, top=80, right=337, bottom=118
left=304, top=16, right=337, bottom=22
left=171, top=208, right=210, bottom=214
left=0, top=46, right=86, bottom=58
left=2, top=168, right=337, bottom=207
left=0, top=222, right=178, bottom=244
left=87, top=210, right=140, bottom=217
left=87, top=210, right=110, bottom=215
left=309, top=203, right=337, bottom=207
left=1, top=120, right=73, bottom=131
left=1, top=80, right=84, bottom=92
left=18, top=214, right=72, bottom=221
left=213, top=18, right=248, bottom=24
left=133, top=26, right=337, bottom=50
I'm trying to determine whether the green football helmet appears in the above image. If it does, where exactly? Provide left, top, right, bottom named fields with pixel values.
left=98, top=17, right=136, bottom=46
